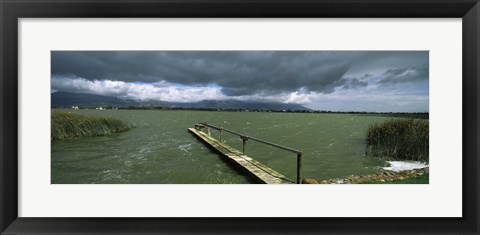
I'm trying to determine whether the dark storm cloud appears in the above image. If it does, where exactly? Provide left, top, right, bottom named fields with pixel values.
left=340, top=73, right=371, bottom=90
left=341, top=78, right=369, bottom=90
left=51, top=51, right=428, bottom=96
left=379, top=64, right=429, bottom=84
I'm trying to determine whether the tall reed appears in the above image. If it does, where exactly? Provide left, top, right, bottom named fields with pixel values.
left=51, top=112, right=132, bottom=141
left=366, top=118, right=428, bottom=162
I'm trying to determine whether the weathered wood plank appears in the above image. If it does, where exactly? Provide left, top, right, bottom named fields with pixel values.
left=188, top=128, right=293, bottom=184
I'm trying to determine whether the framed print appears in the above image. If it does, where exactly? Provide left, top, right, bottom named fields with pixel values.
left=1, top=0, right=479, bottom=234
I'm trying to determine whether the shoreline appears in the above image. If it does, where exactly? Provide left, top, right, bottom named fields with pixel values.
left=316, top=167, right=430, bottom=184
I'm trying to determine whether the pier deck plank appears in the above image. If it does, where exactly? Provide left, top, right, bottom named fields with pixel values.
left=188, top=128, right=293, bottom=184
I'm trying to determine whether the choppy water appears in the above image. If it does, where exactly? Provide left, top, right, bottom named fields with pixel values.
left=51, top=109, right=392, bottom=184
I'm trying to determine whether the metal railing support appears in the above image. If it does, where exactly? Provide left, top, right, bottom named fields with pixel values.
left=241, top=136, right=248, bottom=154
left=297, top=153, right=302, bottom=184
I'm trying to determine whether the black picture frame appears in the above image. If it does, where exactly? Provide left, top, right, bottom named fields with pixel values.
left=1, top=0, right=479, bottom=234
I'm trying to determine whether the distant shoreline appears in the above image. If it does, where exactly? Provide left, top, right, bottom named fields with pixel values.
left=52, top=107, right=429, bottom=119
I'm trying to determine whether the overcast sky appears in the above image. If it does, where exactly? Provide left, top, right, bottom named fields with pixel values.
left=51, top=51, right=429, bottom=112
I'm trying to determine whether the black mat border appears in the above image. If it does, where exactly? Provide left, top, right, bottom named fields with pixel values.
left=1, top=0, right=478, bottom=234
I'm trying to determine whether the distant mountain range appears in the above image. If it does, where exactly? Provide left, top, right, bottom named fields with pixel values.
left=51, top=91, right=133, bottom=107
left=51, top=91, right=311, bottom=111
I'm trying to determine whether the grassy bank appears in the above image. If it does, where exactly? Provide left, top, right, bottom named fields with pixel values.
left=366, top=118, right=428, bottom=162
left=52, top=112, right=132, bottom=141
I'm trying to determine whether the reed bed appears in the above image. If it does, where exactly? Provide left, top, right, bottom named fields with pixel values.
left=366, top=118, right=428, bottom=162
left=51, top=112, right=132, bottom=141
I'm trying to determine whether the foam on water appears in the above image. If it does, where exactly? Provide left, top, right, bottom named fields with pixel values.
left=178, top=143, right=193, bottom=153
left=383, top=161, right=428, bottom=172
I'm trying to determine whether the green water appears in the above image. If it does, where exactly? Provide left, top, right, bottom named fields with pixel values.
left=51, top=109, right=392, bottom=184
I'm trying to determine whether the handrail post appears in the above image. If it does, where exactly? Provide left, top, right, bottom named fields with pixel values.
left=241, top=136, right=248, bottom=155
left=219, top=128, right=223, bottom=142
left=297, top=153, right=302, bottom=184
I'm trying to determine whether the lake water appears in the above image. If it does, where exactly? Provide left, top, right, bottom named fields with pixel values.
left=51, top=109, right=392, bottom=184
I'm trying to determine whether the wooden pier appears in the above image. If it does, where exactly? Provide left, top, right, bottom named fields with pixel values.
left=188, top=123, right=303, bottom=184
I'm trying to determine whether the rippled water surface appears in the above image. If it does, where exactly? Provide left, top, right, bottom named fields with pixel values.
left=51, top=109, right=392, bottom=184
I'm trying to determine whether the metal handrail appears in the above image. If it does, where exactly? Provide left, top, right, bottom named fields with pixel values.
left=196, top=122, right=303, bottom=184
